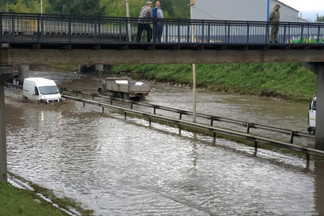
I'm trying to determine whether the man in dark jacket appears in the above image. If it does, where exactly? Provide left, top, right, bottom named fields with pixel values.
left=269, top=4, right=280, bottom=43
left=137, top=1, right=153, bottom=42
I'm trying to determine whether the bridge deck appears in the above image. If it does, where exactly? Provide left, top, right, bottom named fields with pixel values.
left=1, top=12, right=324, bottom=51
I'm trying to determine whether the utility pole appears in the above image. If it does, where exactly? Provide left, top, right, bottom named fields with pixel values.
left=0, top=67, right=12, bottom=183
left=190, top=0, right=196, bottom=123
left=126, top=0, right=132, bottom=42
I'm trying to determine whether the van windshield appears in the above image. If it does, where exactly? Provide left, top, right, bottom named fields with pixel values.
left=38, top=86, right=59, bottom=95
left=312, top=101, right=316, bottom=110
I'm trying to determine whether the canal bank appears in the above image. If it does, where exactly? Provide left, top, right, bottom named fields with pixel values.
left=111, top=62, right=317, bottom=101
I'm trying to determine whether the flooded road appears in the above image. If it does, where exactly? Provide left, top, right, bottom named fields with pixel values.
left=4, top=77, right=324, bottom=215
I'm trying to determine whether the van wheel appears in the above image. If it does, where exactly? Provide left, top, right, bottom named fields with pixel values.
left=23, top=96, right=28, bottom=102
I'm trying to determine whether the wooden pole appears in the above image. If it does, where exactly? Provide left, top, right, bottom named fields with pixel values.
left=126, top=0, right=132, bottom=42
left=190, top=0, right=196, bottom=123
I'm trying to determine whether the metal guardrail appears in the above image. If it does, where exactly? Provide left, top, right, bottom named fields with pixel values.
left=62, top=94, right=324, bottom=160
left=1, top=12, right=324, bottom=46
left=62, top=89, right=315, bottom=145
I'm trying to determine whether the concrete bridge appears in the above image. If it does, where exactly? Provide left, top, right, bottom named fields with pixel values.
left=1, top=12, right=324, bottom=181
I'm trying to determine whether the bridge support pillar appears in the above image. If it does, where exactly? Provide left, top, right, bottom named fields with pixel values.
left=18, top=65, right=29, bottom=85
left=0, top=67, right=12, bottom=183
left=304, top=63, right=324, bottom=151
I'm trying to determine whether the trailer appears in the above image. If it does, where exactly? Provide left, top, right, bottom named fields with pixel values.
left=98, top=77, right=151, bottom=100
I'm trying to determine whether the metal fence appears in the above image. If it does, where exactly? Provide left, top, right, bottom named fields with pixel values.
left=1, top=12, right=324, bottom=45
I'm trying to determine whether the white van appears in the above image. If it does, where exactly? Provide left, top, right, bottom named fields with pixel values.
left=308, top=97, right=316, bottom=134
left=23, top=78, right=62, bottom=103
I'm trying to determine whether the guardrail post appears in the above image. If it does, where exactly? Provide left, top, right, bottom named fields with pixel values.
left=178, top=124, right=181, bottom=134
left=265, top=22, right=269, bottom=43
left=11, top=14, right=15, bottom=42
left=102, top=107, right=104, bottom=114
left=0, top=14, right=2, bottom=42
left=83, top=102, right=85, bottom=107
left=98, top=19, right=101, bottom=45
left=125, top=17, right=128, bottom=42
left=300, top=24, right=304, bottom=43
left=187, top=22, right=190, bottom=43
left=306, top=153, right=310, bottom=164
left=207, top=22, right=210, bottom=43
left=317, top=25, right=321, bottom=43
left=41, top=15, right=44, bottom=42
left=225, top=22, right=229, bottom=43
left=178, top=21, right=181, bottom=44
left=130, top=102, right=133, bottom=109
left=246, top=22, right=250, bottom=44
left=201, top=20, right=205, bottom=44
left=288, top=23, right=291, bottom=43
left=94, top=20, right=97, bottom=41
left=210, top=117, right=213, bottom=126
left=124, top=112, right=127, bottom=120
left=247, top=123, right=251, bottom=133
left=290, top=131, right=295, bottom=144
left=254, top=141, right=258, bottom=156
left=283, top=24, right=287, bottom=43
left=149, top=117, right=151, bottom=126
left=119, top=20, right=122, bottom=42
left=213, top=132, right=216, bottom=143
left=179, top=112, right=182, bottom=120
left=68, top=17, right=71, bottom=44
left=153, top=107, right=156, bottom=114
left=165, top=21, right=169, bottom=43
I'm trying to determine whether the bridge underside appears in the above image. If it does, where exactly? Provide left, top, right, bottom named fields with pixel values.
left=1, top=45, right=324, bottom=65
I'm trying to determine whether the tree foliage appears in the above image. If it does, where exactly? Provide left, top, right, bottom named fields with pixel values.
left=101, top=0, right=189, bottom=18
left=4, top=0, right=50, bottom=13
left=317, top=15, right=324, bottom=22
left=1, top=0, right=190, bottom=18
left=50, top=0, right=105, bottom=16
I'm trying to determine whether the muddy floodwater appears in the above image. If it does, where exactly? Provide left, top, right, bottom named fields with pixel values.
left=4, top=76, right=324, bottom=215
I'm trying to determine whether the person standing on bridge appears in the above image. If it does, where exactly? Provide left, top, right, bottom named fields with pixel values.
left=137, top=1, right=153, bottom=42
left=269, top=4, right=281, bottom=43
left=152, top=1, right=164, bottom=43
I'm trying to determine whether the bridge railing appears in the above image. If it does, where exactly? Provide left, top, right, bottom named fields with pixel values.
left=1, top=12, right=324, bottom=45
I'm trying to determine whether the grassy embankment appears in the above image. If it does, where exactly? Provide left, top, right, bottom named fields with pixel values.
left=0, top=181, right=68, bottom=216
left=111, top=63, right=317, bottom=101
left=0, top=174, right=94, bottom=216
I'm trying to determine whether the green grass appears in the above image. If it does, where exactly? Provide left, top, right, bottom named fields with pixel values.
left=111, top=63, right=317, bottom=101
left=0, top=181, right=69, bottom=216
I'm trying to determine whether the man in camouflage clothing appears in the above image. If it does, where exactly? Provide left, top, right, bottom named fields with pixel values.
left=269, top=4, right=280, bottom=43
left=137, top=1, right=153, bottom=42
